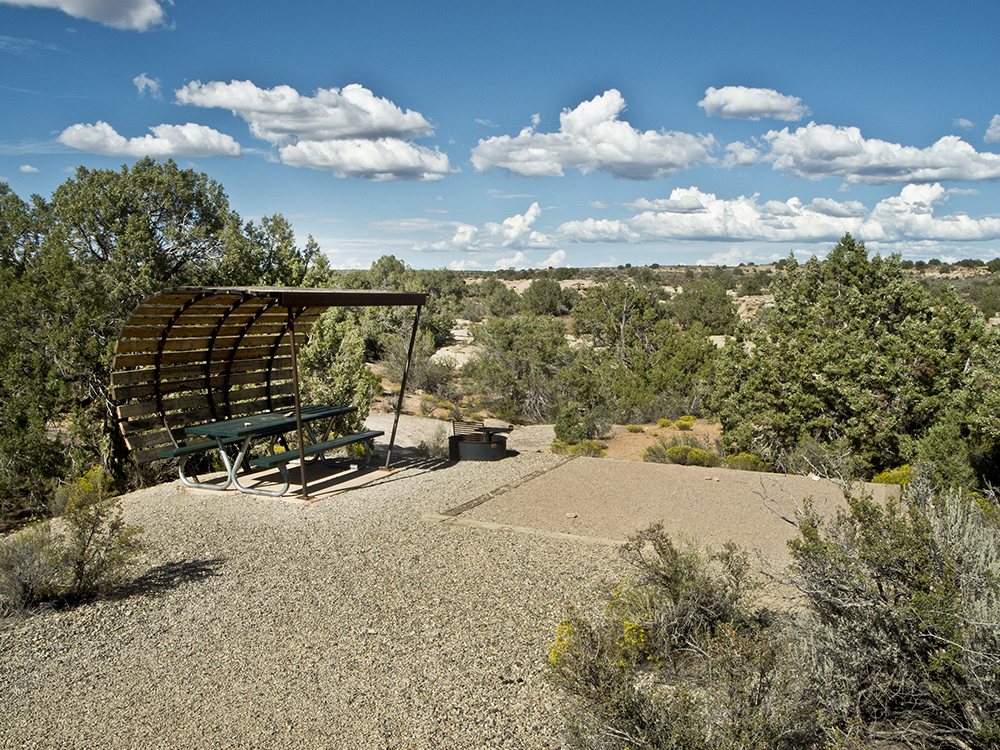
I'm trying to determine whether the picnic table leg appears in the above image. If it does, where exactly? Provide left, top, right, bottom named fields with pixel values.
left=230, top=433, right=292, bottom=497
left=176, top=449, right=234, bottom=491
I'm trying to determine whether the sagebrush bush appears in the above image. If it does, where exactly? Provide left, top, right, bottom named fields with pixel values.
left=549, top=525, right=807, bottom=750
left=551, top=440, right=607, bottom=458
left=726, top=451, right=769, bottom=472
left=416, top=423, right=449, bottom=459
left=788, top=470, right=1000, bottom=748
left=549, top=471, right=1000, bottom=749
left=643, top=436, right=723, bottom=467
left=776, top=434, right=855, bottom=478
left=0, top=468, right=143, bottom=616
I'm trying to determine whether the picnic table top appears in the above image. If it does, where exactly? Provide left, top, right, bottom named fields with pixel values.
left=184, top=404, right=356, bottom=439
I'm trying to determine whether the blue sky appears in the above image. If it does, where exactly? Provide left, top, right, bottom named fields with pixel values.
left=2, top=0, right=1000, bottom=270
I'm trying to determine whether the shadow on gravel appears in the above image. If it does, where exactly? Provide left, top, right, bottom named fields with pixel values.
left=368, top=456, right=453, bottom=487
left=123, top=557, right=226, bottom=598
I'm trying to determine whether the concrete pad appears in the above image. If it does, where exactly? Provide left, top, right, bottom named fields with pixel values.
left=457, top=457, right=898, bottom=563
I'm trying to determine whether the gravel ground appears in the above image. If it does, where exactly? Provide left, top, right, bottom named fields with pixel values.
left=0, top=453, right=629, bottom=750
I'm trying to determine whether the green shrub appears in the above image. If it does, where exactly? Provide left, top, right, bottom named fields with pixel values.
left=555, top=407, right=587, bottom=445
left=643, top=437, right=722, bottom=467
left=673, top=415, right=695, bottom=430
left=551, top=440, right=606, bottom=458
left=0, top=468, right=143, bottom=616
left=569, top=440, right=606, bottom=458
left=549, top=477, right=1000, bottom=749
left=0, top=522, right=63, bottom=615
left=657, top=418, right=672, bottom=429
left=549, top=525, right=805, bottom=750
left=419, top=395, right=435, bottom=416
left=776, top=434, right=854, bottom=478
left=726, top=452, right=769, bottom=472
left=871, top=463, right=913, bottom=485
left=788, top=471, right=1000, bottom=747
left=416, top=423, right=449, bottom=460
left=625, top=424, right=644, bottom=433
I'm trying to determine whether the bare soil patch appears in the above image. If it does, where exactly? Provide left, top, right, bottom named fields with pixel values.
left=602, top=420, right=721, bottom=462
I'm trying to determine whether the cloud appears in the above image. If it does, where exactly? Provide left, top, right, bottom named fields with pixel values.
left=624, top=188, right=864, bottom=242
left=698, top=86, right=810, bottom=121
left=446, top=258, right=489, bottom=271
left=19, top=164, right=39, bottom=173
left=588, top=201, right=609, bottom=209
left=475, top=118, right=498, bottom=127
left=860, top=183, right=1000, bottom=241
left=986, top=115, right=1000, bottom=144
left=58, top=121, right=243, bottom=158
left=807, top=197, right=868, bottom=218
left=623, top=195, right=709, bottom=213
left=721, top=141, right=761, bottom=168
left=538, top=249, right=566, bottom=267
left=470, top=89, right=714, bottom=180
left=954, top=118, right=975, bottom=130
left=0, top=34, right=58, bottom=54
left=133, top=72, right=161, bottom=100
left=487, top=189, right=537, bottom=199
left=416, top=202, right=555, bottom=252
left=762, top=122, right=1000, bottom=184
left=176, top=80, right=452, bottom=181
left=495, top=251, right=529, bottom=268
left=0, top=0, right=168, bottom=31
left=552, top=184, right=1000, bottom=247
left=176, top=80, right=435, bottom=144
left=556, top=218, right=639, bottom=243
left=279, top=138, right=451, bottom=181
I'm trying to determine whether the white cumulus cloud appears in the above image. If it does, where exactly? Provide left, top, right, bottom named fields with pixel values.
left=58, top=121, right=243, bottom=158
left=19, top=164, right=40, bottom=173
left=175, top=80, right=451, bottom=181
left=621, top=188, right=863, bottom=242
left=279, top=138, right=450, bottom=182
left=623, top=195, right=709, bottom=213
left=133, top=72, right=161, bottom=100
left=985, top=115, right=1000, bottom=144
left=538, top=249, right=566, bottom=267
left=0, top=0, right=168, bottom=31
left=556, top=218, right=639, bottom=243
left=470, top=89, right=714, bottom=180
left=860, top=183, right=1000, bottom=241
left=721, top=141, right=762, bottom=168
left=495, top=251, right=529, bottom=268
left=418, top=202, right=555, bottom=252
left=176, top=80, right=435, bottom=144
left=698, top=86, right=810, bottom=121
left=553, top=184, right=1000, bottom=247
left=762, top=122, right=1000, bottom=185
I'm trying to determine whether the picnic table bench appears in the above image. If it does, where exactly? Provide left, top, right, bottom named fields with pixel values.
left=110, top=287, right=427, bottom=498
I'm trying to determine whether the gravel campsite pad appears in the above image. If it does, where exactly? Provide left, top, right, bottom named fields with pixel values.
left=2, top=454, right=626, bottom=750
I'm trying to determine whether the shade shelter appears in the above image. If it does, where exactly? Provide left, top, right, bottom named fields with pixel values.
left=110, top=286, right=427, bottom=497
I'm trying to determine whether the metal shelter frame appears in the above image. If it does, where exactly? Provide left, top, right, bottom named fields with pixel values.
left=110, top=286, right=427, bottom=497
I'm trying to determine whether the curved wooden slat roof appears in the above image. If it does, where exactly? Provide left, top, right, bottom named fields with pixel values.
left=111, top=286, right=426, bottom=462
